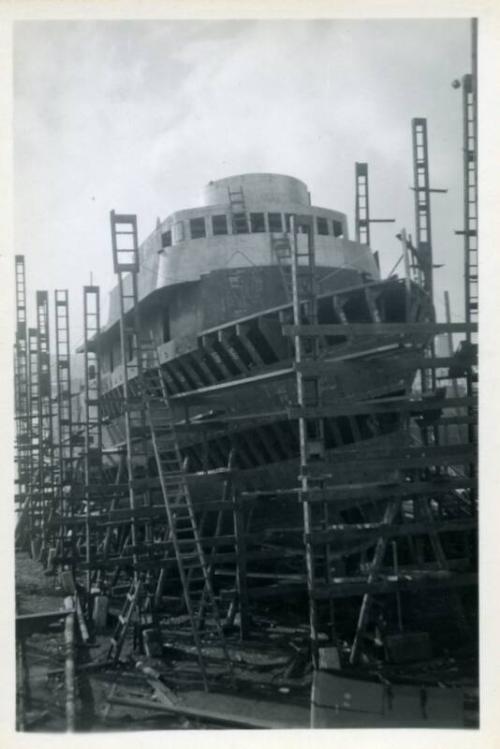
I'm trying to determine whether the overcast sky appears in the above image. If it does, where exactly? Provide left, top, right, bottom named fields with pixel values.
left=14, top=19, right=471, bottom=349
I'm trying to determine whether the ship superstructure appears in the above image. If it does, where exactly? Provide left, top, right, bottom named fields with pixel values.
left=94, top=174, right=432, bottom=489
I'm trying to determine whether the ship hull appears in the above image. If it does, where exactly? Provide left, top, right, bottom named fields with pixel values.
left=96, top=275, right=433, bottom=489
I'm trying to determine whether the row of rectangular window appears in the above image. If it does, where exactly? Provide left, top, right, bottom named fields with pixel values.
left=161, top=214, right=344, bottom=248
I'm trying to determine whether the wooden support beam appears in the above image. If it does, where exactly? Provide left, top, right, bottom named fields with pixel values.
left=283, top=322, right=478, bottom=337
left=124, top=533, right=237, bottom=554
left=307, top=517, right=476, bottom=544
left=288, top=394, right=477, bottom=420
left=80, top=547, right=301, bottom=571
left=171, top=366, right=293, bottom=400
left=71, top=507, right=167, bottom=527
left=309, top=452, right=475, bottom=473
left=364, top=287, right=382, bottom=323
left=303, top=443, right=476, bottom=475
left=313, top=571, right=478, bottom=599
left=58, top=497, right=240, bottom=528
left=425, top=415, right=476, bottom=427
left=220, top=570, right=478, bottom=601
left=296, top=354, right=476, bottom=376
left=16, top=609, right=74, bottom=637
left=297, top=476, right=477, bottom=504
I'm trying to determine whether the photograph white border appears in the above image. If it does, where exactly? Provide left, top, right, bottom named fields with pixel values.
left=0, top=2, right=498, bottom=748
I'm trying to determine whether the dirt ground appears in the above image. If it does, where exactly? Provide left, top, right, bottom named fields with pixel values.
left=15, top=551, right=312, bottom=732
left=15, top=553, right=193, bottom=731
left=17, top=551, right=475, bottom=731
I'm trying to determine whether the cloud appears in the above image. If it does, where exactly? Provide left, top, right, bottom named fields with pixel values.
left=14, top=19, right=470, bottom=339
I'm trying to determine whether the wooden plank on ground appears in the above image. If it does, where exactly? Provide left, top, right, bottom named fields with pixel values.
left=108, top=689, right=310, bottom=728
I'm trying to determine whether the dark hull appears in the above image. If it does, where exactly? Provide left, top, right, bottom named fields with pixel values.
left=96, top=276, right=432, bottom=490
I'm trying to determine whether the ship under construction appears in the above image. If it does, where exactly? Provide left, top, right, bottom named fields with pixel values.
left=14, top=79, right=478, bottom=729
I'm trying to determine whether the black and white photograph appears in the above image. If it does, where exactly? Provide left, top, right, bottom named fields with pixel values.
left=4, top=1, right=496, bottom=743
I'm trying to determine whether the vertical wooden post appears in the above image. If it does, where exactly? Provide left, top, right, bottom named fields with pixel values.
left=400, top=229, right=412, bottom=322
left=290, top=214, right=321, bottom=666
left=233, top=490, right=249, bottom=639
left=16, top=638, right=28, bottom=731
left=65, top=612, right=76, bottom=731
left=392, top=540, right=403, bottom=632
left=323, top=501, right=337, bottom=645
left=349, top=499, right=400, bottom=665
left=420, top=498, right=471, bottom=639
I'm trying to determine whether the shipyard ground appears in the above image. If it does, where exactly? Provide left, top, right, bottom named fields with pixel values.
left=15, top=551, right=312, bottom=730
left=16, top=550, right=478, bottom=731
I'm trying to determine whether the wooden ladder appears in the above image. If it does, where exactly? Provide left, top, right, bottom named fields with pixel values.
left=270, top=233, right=293, bottom=302
left=141, top=341, right=234, bottom=689
left=107, top=581, right=142, bottom=663
left=227, top=187, right=248, bottom=234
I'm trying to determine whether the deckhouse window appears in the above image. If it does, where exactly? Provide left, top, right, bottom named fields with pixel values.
left=190, top=217, right=206, bottom=239
left=332, top=219, right=344, bottom=238
left=250, top=213, right=266, bottom=233
left=232, top=212, right=248, bottom=234
left=212, top=214, right=228, bottom=235
left=268, top=212, right=283, bottom=232
left=317, top=217, right=329, bottom=235
left=161, top=230, right=172, bottom=248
